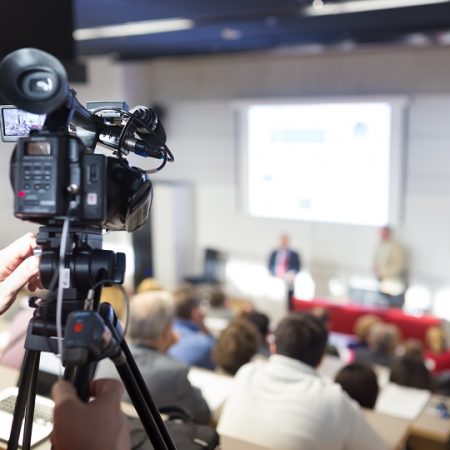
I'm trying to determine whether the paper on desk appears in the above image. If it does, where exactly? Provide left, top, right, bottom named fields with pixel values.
left=375, top=383, right=431, bottom=420
left=188, top=368, right=235, bottom=412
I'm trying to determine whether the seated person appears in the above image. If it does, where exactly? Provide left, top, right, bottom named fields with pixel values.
left=353, top=322, right=401, bottom=367
left=168, top=285, right=215, bottom=370
left=212, top=319, right=261, bottom=375
left=390, top=354, right=433, bottom=391
left=400, top=338, right=425, bottom=359
left=334, top=363, right=380, bottom=409
left=201, top=285, right=234, bottom=323
left=348, top=314, right=382, bottom=351
left=217, top=313, right=387, bottom=450
left=96, top=290, right=211, bottom=424
left=242, top=310, right=271, bottom=357
left=424, top=325, right=450, bottom=374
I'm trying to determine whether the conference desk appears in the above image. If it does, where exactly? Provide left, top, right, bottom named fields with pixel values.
left=292, top=297, right=441, bottom=343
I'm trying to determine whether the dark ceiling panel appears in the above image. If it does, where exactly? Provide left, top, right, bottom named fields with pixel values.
left=73, top=1, right=450, bottom=60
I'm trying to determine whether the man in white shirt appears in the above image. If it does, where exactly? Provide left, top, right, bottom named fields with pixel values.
left=218, top=313, right=388, bottom=450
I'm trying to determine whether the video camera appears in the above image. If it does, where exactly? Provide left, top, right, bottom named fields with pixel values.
left=0, top=47, right=173, bottom=232
left=0, top=48, right=178, bottom=450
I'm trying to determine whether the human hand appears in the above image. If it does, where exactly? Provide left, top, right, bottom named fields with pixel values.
left=51, top=379, right=130, bottom=450
left=0, top=233, right=41, bottom=315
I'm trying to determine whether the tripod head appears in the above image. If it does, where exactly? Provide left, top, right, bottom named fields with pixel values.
left=27, top=226, right=125, bottom=344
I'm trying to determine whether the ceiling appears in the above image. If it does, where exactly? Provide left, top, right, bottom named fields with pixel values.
left=73, top=0, right=450, bottom=61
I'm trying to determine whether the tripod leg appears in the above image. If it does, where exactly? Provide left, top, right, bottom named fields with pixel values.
left=7, top=349, right=40, bottom=450
left=22, top=350, right=41, bottom=450
left=115, top=358, right=174, bottom=450
left=119, top=339, right=176, bottom=450
left=71, top=363, right=96, bottom=402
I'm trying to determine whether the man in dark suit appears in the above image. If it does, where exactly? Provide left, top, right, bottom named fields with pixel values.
left=268, top=234, right=301, bottom=311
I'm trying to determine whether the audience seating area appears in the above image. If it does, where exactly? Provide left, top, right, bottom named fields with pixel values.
left=1, top=285, right=450, bottom=450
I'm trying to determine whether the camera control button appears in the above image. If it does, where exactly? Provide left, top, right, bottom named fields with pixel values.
left=44, top=175, right=51, bottom=181
left=24, top=175, right=31, bottom=181
left=33, top=175, right=43, bottom=181
left=34, top=184, right=41, bottom=190
left=24, top=184, right=31, bottom=190
left=44, top=184, right=51, bottom=190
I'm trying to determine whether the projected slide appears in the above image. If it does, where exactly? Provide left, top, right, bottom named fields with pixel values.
left=246, top=102, right=394, bottom=226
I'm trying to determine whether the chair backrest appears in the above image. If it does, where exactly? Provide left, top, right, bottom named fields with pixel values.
left=204, top=248, right=222, bottom=282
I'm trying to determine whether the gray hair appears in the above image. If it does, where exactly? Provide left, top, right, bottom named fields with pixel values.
left=368, top=322, right=401, bottom=354
left=128, top=290, right=175, bottom=342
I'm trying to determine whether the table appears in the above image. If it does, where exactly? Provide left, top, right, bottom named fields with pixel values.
left=363, top=409, right=409, bottom=450
left=292, top=298, right=441, bottom=342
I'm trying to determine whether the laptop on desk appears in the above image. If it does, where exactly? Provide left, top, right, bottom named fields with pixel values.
left=0, top=386, right=54, bottom=448
left=0, top=353, right=61, bottom=448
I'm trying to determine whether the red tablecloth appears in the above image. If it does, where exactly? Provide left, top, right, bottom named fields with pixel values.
left=292, top=298, right=441, bottom=343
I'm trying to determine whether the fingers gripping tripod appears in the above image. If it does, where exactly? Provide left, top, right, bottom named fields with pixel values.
left=7, top=226, right=176, bottom=450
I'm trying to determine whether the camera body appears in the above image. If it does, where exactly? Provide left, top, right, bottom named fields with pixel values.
left=11, top=132, right=107, bottom=224
left=0, top=48, right=170, bottom=232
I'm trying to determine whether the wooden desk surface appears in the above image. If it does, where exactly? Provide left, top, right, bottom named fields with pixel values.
left=363, top=409, right=410, bottom=450
left=410, top=395, right=450, bottom=444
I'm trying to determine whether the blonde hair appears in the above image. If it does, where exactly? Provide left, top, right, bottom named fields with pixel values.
left=136, top=277, right=163, bottom=294
left=100, top=286, right=126, bottom=321
left=354, top=314, right=382, bottom=343
left=426, top=326, right=447, bottom=354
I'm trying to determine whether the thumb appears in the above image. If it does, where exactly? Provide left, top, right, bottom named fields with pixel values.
left=91, top=379, right=124, bottom=404
left=51, top=380, right=79, bottom=405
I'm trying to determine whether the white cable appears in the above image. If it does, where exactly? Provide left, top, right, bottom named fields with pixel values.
left=56, top=213, right=71, bottom=379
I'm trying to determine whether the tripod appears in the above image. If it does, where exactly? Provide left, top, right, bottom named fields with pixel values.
left=7, top=226, right=176, bottom=450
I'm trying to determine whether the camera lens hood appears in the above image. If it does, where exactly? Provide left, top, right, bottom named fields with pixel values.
left=0, top=47, right=69, bottom=114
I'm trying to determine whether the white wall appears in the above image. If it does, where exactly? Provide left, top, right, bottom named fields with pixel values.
left=120, top=45, right=450, bottom=296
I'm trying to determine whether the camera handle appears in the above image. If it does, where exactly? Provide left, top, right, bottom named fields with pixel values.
left=7, top=226, right=176, bottom=450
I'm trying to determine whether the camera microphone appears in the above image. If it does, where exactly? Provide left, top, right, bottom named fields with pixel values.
left=130, top=106, right=167, bottom=147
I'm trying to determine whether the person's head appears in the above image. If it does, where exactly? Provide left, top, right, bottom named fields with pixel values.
left=203, top=285, right=228, bottom=309
left=274, top=313, right=328, bottom=368
left=310, top=306, right=331, bottom=331
left=212, top=319, right=261, bottom=375
left=136, top=277, right=163, bottom=294
left=390, top=355, right=433, bottom=391
left=279, top=234, right=290, bottom=249
left=244, top=310, right=270, bottom=341
left=400, top=338, right=424, bottom=360
left=426, top=326, right=447, bottom=354
left=380, top=226, right=392, bottom=241
left=353, top=314, right=382, bottom=344
left=334, top=363, right=380, bottom=409
left=128, top=290, right=177, bottom=352
left=367, top=322, right=401, bottom=355
left=173, top=285, right=204, bottom=326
